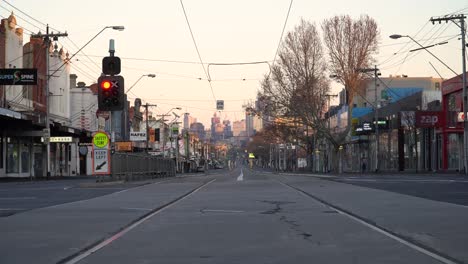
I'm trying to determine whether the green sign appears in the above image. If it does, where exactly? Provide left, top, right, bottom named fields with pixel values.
left=93, top=132, right=109, bottom=148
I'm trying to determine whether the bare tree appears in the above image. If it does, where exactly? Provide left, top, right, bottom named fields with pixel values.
left=322, top=15, right=379, bottom=134
left=260, top=18, right=331, bottom=141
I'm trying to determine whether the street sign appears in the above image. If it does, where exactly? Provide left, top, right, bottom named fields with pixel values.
left=216, top=100, right=224, bottom=110
left=92, top=148, right=110, bottom=174
left=93, top=132, right=109, bottom=148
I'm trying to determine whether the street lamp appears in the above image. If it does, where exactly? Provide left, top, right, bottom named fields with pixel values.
left=126, top=74, right=156, bottom=94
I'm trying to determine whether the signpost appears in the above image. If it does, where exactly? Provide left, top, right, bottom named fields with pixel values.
left=92, top=131, right=110, bottom=175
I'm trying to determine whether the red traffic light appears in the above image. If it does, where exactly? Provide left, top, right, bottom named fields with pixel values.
left=100, top=80, right=111, bottom=90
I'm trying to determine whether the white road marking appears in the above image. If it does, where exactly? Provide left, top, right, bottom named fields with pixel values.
left=121, top=207, right=152, bottom=211
left=201, top=209, right=244, bottom=213
left=46, top=178, right=175, bottom=209
left=0, top=197, right=36, bottom=200
left=63, top=179, right=216, bottom=264
left=237, top=169, right=244, bottom=181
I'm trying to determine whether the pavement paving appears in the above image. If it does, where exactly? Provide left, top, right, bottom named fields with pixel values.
left=0, top=167, right=466, bottom=263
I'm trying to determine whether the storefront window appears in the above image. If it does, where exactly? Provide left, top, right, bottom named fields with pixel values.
left=448, top=133, right=461, bottom=170
left=21, top=143, right=30, bottom=173
left=6, top=138, right=19, bottom=174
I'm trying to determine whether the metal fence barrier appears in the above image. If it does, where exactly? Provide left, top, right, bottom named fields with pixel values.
left=111, top=152, right=176, bottom=181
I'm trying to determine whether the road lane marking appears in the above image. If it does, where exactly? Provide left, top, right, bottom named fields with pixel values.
left=120, top=207, right=152, bottom=211
left=46, top=178, right=175, bottom=210
left=201, top=209, right=244, bottom=213
left=60, top=179, right=216, bottom=264
left=0, top=197, right=36, bottom=200
left=237, top=168, right=244, bottom=181
left=276, top=180, right=461, bottom=264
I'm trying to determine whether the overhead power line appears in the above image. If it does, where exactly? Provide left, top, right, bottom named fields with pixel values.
left=179, top=0, right=217, bottom=102
left=271, top=0, right=294, bottom=70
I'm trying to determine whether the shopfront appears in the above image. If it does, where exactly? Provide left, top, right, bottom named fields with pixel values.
left=438, top=74, right=464, bottom=171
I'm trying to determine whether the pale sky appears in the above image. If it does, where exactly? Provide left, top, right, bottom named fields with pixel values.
left=2, top=0, right=467, bottom=126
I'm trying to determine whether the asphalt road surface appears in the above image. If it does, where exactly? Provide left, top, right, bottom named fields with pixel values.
left=316, top=174, right=468, bottom=207
left=0, top=177, right=161, bottom=217
left=1, top=168, right=467, bottom=264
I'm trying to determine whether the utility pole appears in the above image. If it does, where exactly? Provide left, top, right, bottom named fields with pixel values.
left=359, top=66, right=380, bottom=172
left=157, top=114, right=171, bottom=157
left=31, top=25, right=68, bottom=178
left=430, top=14, right=467, bottom=174
left=143, top=103, right=157, bottom=152
left=374, top=65, right=380, bottom=172
left=325, top=94, right=338, bottom=172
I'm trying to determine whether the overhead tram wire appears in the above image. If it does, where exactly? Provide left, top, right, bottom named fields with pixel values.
left=179, top=0, right=217, bottom=102
left=379, top=21, right=432, bottom=66
left=381, top=22, right=452, bottom=71
left=270, top=0, right=294, bottom=73
left=64, top=37, right=102, bottom=72
left=58, top=40, right=102, bottom=78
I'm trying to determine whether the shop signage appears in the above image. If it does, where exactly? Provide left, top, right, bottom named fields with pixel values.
left=415, top=111, right=443, bottom=128
left=0, top=68, right=37, bottom=85
left=457, top=112, right=465, bottom=123
left=50, top=136, right=73, bottom=143
left=115, top=141, right=132, bottom=152
left=130, top=131, right=146, bottom=141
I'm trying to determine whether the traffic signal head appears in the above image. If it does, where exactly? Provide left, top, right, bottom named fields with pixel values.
left=98, top=75, right=125, bottom=111
left=102, top=56, right=121, bottom=75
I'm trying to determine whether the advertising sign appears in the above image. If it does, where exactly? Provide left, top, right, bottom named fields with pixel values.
left=0, top=69, right=37, bottom=85
left=115, top=142, right=132, bottom=152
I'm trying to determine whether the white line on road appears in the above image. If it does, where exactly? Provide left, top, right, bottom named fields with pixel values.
left=120, top=207, right=152, bottom=211
left=276, top=180, right=460, bottom=264
left=45, top=179, right=175, bottom=210
left=62, top=179, right=216, bottom=264
left=0, top=197, right=36, bottom=200
left=201, top=209, right=244, bottom=213
left=237, top=168, right=244, bottom=181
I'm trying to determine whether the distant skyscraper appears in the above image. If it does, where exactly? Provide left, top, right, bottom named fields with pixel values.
left=190, top=122, right=205, bottom=140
